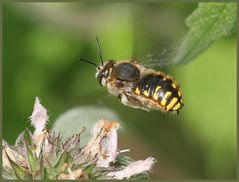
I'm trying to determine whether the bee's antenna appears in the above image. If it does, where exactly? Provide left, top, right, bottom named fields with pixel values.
left=96, top=36, right=104, bottom=66
left=78, top=58, right=99, bottom=69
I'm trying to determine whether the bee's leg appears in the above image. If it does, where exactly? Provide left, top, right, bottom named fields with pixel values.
left=119, top=91, right=150, bottom=112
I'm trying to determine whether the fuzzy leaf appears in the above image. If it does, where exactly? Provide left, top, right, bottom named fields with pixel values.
left=172, top=2, right=236, bottom=64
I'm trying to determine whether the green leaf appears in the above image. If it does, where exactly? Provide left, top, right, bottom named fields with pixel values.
left=130, top=172, right=150, bottom=180
left=23, top=135, right=40, bottom=174
left=44, top=151, right=68, bottom=179
left=33, top=155, right=45, bottom=179
left=4, top=151, right=29, bottom=179
left=24, top=128, right=33, bottom=146
left=115, top=155, right=133, bottom=167
left=52, top=151, right=68, bottom=172
left=83, top=163, right=95, bottom=175
left=172, top=2, right=236, bottom=64
left=2, top=166, right=18, bottom=180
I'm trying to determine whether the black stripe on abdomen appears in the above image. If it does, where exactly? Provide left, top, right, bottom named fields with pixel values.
left=135, top=74, right=181, bottom=110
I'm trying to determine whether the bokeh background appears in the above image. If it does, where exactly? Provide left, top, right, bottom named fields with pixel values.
left=3, top=2, right=236, bottom=179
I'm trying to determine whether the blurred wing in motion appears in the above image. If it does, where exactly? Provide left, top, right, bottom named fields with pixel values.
left=139, top=41, right=178, bottom=69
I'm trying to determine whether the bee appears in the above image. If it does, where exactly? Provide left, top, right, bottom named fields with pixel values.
left=80, top=37, right=184, bottom=114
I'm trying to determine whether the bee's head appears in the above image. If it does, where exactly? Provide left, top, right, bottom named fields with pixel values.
left=79, top=36, right=115, bottom=87
left=96, top=60, right=115, bottom=87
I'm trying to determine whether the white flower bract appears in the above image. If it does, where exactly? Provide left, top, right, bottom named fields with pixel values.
left=29, top=97, right=49, bottom=136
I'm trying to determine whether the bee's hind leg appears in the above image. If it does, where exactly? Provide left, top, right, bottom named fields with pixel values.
left=118, top=91, right=150, bottom=112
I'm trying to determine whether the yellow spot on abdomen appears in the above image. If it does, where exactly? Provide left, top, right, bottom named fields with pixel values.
left=166, top=97, right=178, bottom=111
left=153, top=86, right=161, bottom=100
left=172, top=83, right=177, bottom=88
left=143, top=90, right=149, bottom=97
left=160, top=91, right=171, bottom=106
left=135, top=87, right=141, bottom=95
left=173, top=102, right=181, bottom=111
left=178, top=90, right=182, bottom=97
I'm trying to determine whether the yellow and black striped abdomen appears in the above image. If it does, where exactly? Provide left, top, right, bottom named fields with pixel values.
left=134, top=74, right=183, bottom=113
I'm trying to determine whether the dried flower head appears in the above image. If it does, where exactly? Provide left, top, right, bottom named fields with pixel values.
left=2, top=97, right=156, bottom=180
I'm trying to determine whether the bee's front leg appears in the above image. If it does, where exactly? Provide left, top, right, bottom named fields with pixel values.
left=118, top=91, right=150, bottom=112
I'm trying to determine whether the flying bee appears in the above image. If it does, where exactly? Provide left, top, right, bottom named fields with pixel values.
left=80, top=37, right=184, bottom=114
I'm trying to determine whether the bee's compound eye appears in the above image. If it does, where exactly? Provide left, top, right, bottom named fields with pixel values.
left=112, top=63, right=140, bottom=81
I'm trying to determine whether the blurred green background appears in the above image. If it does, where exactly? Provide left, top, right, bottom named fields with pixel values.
left=3, top=2, right=236, bottom=179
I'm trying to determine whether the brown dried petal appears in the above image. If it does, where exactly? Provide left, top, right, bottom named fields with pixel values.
left=80, top=120, right=119, bottom=168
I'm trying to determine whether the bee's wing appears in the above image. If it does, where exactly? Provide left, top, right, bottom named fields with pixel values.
left=139, top=42, right=178, bottom=69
